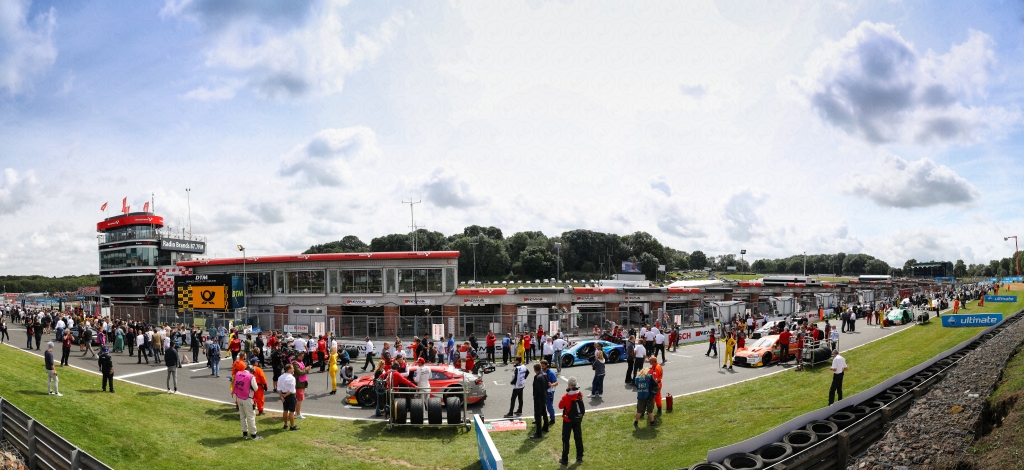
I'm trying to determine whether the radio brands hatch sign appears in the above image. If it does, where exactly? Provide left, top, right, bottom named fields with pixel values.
left=984, top=295, right=1017, bottom=303
left=941, top=313, right=1003, bottom=328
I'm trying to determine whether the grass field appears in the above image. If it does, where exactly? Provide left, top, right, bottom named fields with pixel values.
left=0, top=296, right=1018, bottom=469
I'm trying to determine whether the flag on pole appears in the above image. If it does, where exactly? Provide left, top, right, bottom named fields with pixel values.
left=143, top=202, right=149, bottom=212
left=121, top=197, right=129, bottom=214
left=100, top=202, right=107, bottom=211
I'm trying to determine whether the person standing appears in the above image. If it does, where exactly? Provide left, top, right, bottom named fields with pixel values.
left=292, top=352, right=311, bottom=420
left=45, top=342, right=61, bottom=396
left=232, top=363, right=262, bottom=440
left=328, top=346, right=339, bottom=395
left=829, top=327, right=839, bottom=352
left=34, top=319, right=43, bottom=350
left=778, top=328, right=791, bottom=363
left=190, top=327, right=202, bottom=364
left=251, top=357, right=268, bottom=415
left=501, top=333, right=511, bottom=365
left=361, top=337, right=375, bottom=372
left=98, top=346, right=114, bottom=393
left=633, top=368, right=656, bottom=428
left=828, top=350, right=848, bottom=405
left=655, top=330, right=667, bottom=363
left=723, top=332, right=736, bottom=370
left=529, top=363, right=548, bottom=439
left=632, top=338, right=646, bottom=385
left=849, top=310, right=857, bottom=333
left=270, top=343, right=283, bottom=391
left=81, top=327, right=97, bottom=358
left=542, top=360, right=558, bottom=425
left=590, top=349, right=605, bottom=398
left=136, top=330, right=149, bottom=364
left=624, top=335, right=637, bottom=384
left=165, top=344, right=179, bottom=394
left=542, top=336, right=554, bottom=365
left=705, top=329, right=717, bottom=357
left=504, top=356, right=529, bottom=418
left=25, top=320, right=34, bottom=349
left=516, top=334, right=526, bottom=364
left=553, top=334, right=567, bottom=374
left=60, top=329, right=73, bottom=366
left=485, top=330, right=496, bottom=363
left=557, top=377, right=585, bottom=466
left=648, top=356, right=664, bottom=415
left=228, top=334, right=242, bottom=363
left=207, top=339, right=221, bottom=377
left=279, top=363, right=298, bottom=430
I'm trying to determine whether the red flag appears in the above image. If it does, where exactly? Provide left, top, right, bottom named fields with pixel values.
left=121, top=197, right=129, bottom=214
left=100, top=202, right=107, bottom=211
left=143, top=202, right=150, bottom=212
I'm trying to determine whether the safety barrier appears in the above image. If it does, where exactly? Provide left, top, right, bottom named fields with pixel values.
left=0, top=397, right=111, bottom=470
left=697, top=307, right=1023, bottom=470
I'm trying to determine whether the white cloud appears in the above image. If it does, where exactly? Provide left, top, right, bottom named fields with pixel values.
left=0, top=168, right=39, bottom=215
left=649, top=176, right=672, bottom=197
left=656, top=205, right=705, bottom=239
left=279, top=126, right=382, bottom=187
left=790, top=22, right=1018, bottom=145
left=166, top=0, right=407, bottom=99
left=181, top=79, right=241, bottom=100
left=421, top=168, right=487, bottom=209
left=724, top=189, right=767, bottom=242
left=0, top=0, right=57, bottom=95
left=844, top=154, right=979, bottom=208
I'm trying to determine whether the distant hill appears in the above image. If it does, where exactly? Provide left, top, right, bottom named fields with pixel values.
left=0, top=274, right=99, bottom=294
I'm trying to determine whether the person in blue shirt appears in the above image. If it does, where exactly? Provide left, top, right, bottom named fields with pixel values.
left=502, top=333, right=512, bottom=365
left=446, top=333, right=456, bottom=364
left=633, top=368, right=655, bottom=427
left=542, top=360, right=558, bottom=427
left=207, top=340, right=222, bottom=377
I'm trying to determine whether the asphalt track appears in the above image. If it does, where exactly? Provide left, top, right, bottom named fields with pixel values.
left=2, top=318, right=918, bottom=422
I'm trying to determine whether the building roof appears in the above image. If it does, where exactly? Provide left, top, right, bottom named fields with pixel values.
left=177, top=251, right=460, bottom=267
left=911, top=262, right=951, bottom=268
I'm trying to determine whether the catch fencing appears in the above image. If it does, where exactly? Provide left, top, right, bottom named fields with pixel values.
left=0, top=396, right=111, bottom=470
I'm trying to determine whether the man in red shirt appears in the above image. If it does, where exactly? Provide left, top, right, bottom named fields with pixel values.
left=524, top=334, right=533, bottom=363
left=485, top=330, right=496, bottom=363
left=778, top=328, right=792, bottom=363
left=317, top=336, right=328, bottom=373
left=266, top=332, right=277, bottom=351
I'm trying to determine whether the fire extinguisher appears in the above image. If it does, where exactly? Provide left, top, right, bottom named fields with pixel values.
left=666, top=393, right=673, bottom=413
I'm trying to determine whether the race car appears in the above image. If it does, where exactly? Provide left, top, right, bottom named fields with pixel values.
left=557, top=339, right=626, bottom=368
left=885, top=307, right=913, bottom=326
left=751, top=320, right=787, bottom=339
left=344, top=365, right=487, bottom=407
left=732, top=335, right=798, bottom=368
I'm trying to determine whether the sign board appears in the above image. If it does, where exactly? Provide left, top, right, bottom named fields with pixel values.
left=941, top=313, right=1003, bottom=328
left=624, top=295, right=646, bottom=301
left=658, top=265, right=666, bottom=272
left=727, top=266, right=737, bottom=271
left=984, top=295, right=1017, bottom=303
left=175, top=274, right=232, bottom=312
left=404, top=299, right=435, bottom=305
left=314, top=322, right=325, bottom=337
left=574, top=303, right=603, bottom=308
left=675, top=326, right=715, bottom=344
left=330, top=317, right=336, bottom=336
left=159, top=237, right=206, bottom=253
left=666, top=295, right=690, bottom=302
left=229, top=275, right=245, bottom=310
left=474, top=414, right=504, bottom=470
left=549, top=321, right=559, bottom=335
left=447, top=318, right=455, bottom=338
left=576, top=296, right=598, bottom=302
left=345, top=299, right=376, bottom=306
left=621, top=261, right=642, bottom=273
left=284, top=324, right=310, bottom=334
left=521, top=297, right=551, bottom=303
left=483, top=420, right=527, bottom=432
left=432, top=323, right=445, bottom=342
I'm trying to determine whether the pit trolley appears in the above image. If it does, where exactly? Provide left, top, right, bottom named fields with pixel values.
left=799, top=336, right=834, bottom=369
left=384, top=372, right=472, bottom=432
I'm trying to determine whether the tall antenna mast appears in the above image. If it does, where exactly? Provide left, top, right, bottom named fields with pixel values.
left=402, top=198, right=421, bottom=251
left=186, top=188, right=192, bottom=238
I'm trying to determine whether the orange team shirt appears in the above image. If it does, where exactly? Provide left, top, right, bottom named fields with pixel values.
left=650, top=363, right=663, bottom=390
left=253, top=366, right=267, bottom=387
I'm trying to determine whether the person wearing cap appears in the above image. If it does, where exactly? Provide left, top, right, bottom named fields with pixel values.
left=414, top=357, right=431, bottom=391
left=231, top=351, right=248, bottom=408
left=828, top=350, right=849, bottom=405
left=98, top=346, right=114, bottom=393
left=328, top=345, right=340, bottom=395
left=45, top=341, right=61, bottom=396
left=232, top=362, right=262, bottom=440
left=250, top=356, right=268, bottom=415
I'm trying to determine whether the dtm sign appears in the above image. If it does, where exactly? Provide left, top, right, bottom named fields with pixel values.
left=941, top=314, right=1003, bottom=328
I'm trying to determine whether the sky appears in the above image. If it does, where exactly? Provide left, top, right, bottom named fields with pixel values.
left=2, top=0, right=1024, bottom=276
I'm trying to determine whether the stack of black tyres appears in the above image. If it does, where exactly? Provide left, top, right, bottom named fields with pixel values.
left=783, top=429, right=818, bottom=451
left=345, top=347, right=360, bottom=359
left=686, top=463, right=726, bottom=470
left=886, top=385, right=908, bottom=396
left=805, top=346, right=832, bottom=363
left=393, top=399, right=408, bottom=424
left=446, top=396, right=462, bottom=424
left=805, top=420, right=838, bottom=439
left=755, top=442, right=792, bottom=467
left=427, top=397, right=444, bottom=425
left=828, top=411, right=856, bottom=429
left=409, top=398, right=425, bottom=425
left=721, top=453, right=763, bottom=470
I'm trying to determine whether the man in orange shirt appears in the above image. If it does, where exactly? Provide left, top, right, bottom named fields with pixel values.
left=647, top=356, right=664, bottom=415
left=249, top=357, right=268, bottom=415
left=231, top=351, right=248, bottom=410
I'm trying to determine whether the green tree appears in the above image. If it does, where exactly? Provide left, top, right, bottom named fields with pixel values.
left=688, top=251, right=707, bottom=270
left=638, top=252, right=660, bottom=281
left=505, top=231, right=548, bottom=262
left=954, top=259, right=967, bottom=277
left=462, top=225, right=503, bottom=240
left=369, top=233, right=411, bottom=252
left=623, top=231, right=666, bottom=263
left=303, top=235, right=368, bottom=254
left=411, top=229, right=447, bottom=251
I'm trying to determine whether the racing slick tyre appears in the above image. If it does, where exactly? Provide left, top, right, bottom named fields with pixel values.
left=686, top=463, right=726, bottom=470
left=755, top=443, right=792, bottom=466
left=393, top=399, right=407, bottom=425
left=356, top=386, right=376, bottom=406
left=608, top=349, right=621, bottom=363
left=722, top=452, right=763, bottom=470
left=409, top=398, right=425, bottom=425
left=805, top=420, right=838, bottom=439
left=827, top=412, right=857, bottom=429
left=443, top=387, right=464, bottom=406
left=427, top=397, right=444, bottom=425
left=782, top=429, right=818, bottom=451
left=446, top=397, right=462, bottom=425
left=561, top=354, right=574, bottom=369
left=807, top=346, right=832, bottom=363
left=345, top=347, right=360, bottom=359
left=761, top=353, right=772, bottom=366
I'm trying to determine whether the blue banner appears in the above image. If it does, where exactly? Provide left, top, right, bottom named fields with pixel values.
left=985, top=295, right=1017, bottom=303
left=474, top=415, right=503, bottom=470
left=942, top=313, right=1003, bottom=328
left=230, top=275, right=245, bottom=310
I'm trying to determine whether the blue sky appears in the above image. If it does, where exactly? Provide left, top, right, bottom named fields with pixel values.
left=2, top=0, right=1023, bottom=275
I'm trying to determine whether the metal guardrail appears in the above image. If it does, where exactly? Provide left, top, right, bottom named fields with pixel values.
left=0, top=397, right=111, bottom=470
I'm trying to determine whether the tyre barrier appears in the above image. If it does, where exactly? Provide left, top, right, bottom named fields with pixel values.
left=858, top=400, right=885, bottom=413
left=409, top=398, right=425, bottom=425
left=805, top=420, right=838, bottom=439
left=721, top=452, right=763, bottom=470
left=782, top=429, right=818, bottom=450
left=687, top=463, right=727, bottom=470
left=827, top=411, right=857, bottom=429
left=885, top=386, right=908, bottom=396
left=897, top=379, right=920, bottom=389
left=426, top=397, right=443, bottom=425
left=393, top=399, right=407, bottom=425
left=755, top=442, right=793, bottom=466
left=913, top=372, right=933, bottom=381
left=874, top=393, right=897, bottom=404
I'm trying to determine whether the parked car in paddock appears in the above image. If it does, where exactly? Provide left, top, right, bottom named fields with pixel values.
left=557, top=339, right=626, bottom=368
left=751, top=320, right=787, bottom=339
left=732, top=335, right=797, bottom=368
left=345, top=365, right=487, bottom=407
left=885, top=307, right=913, bottom=326
left=67, top=326, right=102, bottom=347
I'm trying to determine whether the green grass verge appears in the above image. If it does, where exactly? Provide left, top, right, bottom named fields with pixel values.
left=991, top=344, right=1024, bottom=405
left=0, top=297, right=1018, bottom=470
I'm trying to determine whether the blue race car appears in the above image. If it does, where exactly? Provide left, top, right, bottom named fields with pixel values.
left=557, top=340, right=626, bottom=368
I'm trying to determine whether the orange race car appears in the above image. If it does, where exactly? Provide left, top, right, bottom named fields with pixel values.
left=732, top=334, right=798, bottom=367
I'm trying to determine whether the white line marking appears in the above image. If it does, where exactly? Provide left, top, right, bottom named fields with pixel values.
left=118, top=368, right=172, bottom=379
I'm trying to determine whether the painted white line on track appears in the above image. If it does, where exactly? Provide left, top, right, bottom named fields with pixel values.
left=118, top=368, right=173, bottom=379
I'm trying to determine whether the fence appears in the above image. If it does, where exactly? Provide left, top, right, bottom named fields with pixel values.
left=0, top=397, right=111, bottom=470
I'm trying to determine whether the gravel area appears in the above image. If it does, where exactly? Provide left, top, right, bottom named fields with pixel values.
left=0, top=440, right=26, bottom=470
left=849, top=318, right=1024, bottom=470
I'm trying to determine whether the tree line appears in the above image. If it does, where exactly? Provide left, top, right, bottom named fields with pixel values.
left=0, top=274, right=100, bottom=294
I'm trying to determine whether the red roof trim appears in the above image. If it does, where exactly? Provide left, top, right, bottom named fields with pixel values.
left=177, top=251, right=461, bottom=267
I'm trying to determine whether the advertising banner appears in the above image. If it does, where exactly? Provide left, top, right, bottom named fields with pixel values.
left=230, top=275, right=245, bottom=310
left=941, top=314, right=1003, bottom=328
left=984, top=295, right=1017, bottom=303
left=432, top=323, right=445, bottom=342
left=314, top=322, right=325, bottom=337
left=675, top=326, right=715, bottom=344
left=159, top=237, right=207, bottom=254
left=284, top=324, right=310, bottom=334
left=475, top=415, right=504, bottom=470
left=621, top=261, right=642, bottom=273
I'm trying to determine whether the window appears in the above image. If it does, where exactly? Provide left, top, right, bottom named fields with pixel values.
left=99, top=246, right=160, bottom=269
left=445, top=267, right=456, bottom=292
left=244, top=272, right=273, bottom=295
left=328, top=270, right=339, bottom=293
left=275, top=271, right=285, bottom=294
left=286, top=270, right=325, bottom=294
left=386, top=269, right=397, bottom=293
left=101, top=225, right=158, bottom=244
left=339, top=269, right=383, bottom=293
left=397, top=268, right=443, bottom=293
left=100, top=275, right=153, bottom=295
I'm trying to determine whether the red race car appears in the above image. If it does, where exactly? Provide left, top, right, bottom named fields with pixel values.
left=732, top=334, right=798, bottom=367
left=345, top=365, right=488, bottom=407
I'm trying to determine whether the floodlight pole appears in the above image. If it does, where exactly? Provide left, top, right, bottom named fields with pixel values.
left=1006, top=236, right=1019, bottom=276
